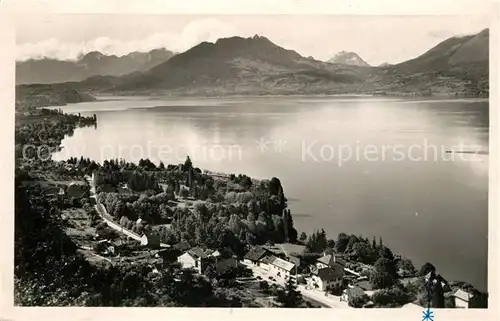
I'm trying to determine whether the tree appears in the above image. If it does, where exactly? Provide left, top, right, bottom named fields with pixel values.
left=259, top=280, right=269, bottom=292
left=335, top=233, right=350, bottom=253
left=179, top=187, right=189, bottom=198
left=418, top=262, right=436, bottom=277
left=184, top=156, right=192, bottom=170
left=299, top=232, right=307, bottom=242
left=350, top=242, right=378, bottom=265
left=305, top=229, right=328, bottom=253
left=378, top=245, right=395, bottom=262
left=432, top=279, right=445, bottom=308
left=204, top=264, right=217, bottom=280
left=247, top=212, right=256, bottom=222
left=349, top=293, right=370, bottom=308
left=275, top=278, right=304, bottom=308
left=370, top=258, right=398, bottom=289
left=372, top=286, right=413, bottom=307
left=397, top=258, right=417, bottom=277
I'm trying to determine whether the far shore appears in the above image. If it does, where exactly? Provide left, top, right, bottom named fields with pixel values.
left=40, top=93, right=489, bottom=110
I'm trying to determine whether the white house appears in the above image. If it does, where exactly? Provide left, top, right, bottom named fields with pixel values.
left=268, top=257, right=296, bottom=279
left=341, top=286, right=366, bottom=306
left=309, top=266, right=344, bottom=291
left=177, top=247, right=210, bottom=274
left=453, top=289, right=473, bottom=308
left=258, top=255, right=278, bottom=271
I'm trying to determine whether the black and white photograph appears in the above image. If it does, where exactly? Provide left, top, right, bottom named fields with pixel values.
left=2, top=0, right=498, bottom=318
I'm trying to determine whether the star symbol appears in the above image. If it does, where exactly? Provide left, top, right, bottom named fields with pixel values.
left=422, top=307, right=434, bottom=321
left=273, top=139, right=287, bottom=153
left=256, top=137, right=271, bottom=153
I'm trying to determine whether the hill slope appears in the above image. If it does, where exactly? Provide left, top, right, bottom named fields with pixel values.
left=375, top=29, right=489, bottom=95
left=16, top=49, right=175, bottom=85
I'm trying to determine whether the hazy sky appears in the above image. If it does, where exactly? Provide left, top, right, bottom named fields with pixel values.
left=16, top=14, right=489, bottom=65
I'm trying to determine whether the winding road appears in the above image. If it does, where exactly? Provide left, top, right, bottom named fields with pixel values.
left=85, top=175, right=169, bottom=247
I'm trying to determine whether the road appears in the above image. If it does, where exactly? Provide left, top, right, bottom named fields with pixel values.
left=85, top=175, right=169, bottom=247
left=241, top=261, right=350, bottom=308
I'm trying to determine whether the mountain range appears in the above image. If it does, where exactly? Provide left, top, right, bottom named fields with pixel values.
left=16, top=49, right=175, bottom=85
left=16, top=29, right=489, bottom=97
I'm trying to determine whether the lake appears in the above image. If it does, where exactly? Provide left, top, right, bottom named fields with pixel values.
left=51, top=96, right=489, bottom=290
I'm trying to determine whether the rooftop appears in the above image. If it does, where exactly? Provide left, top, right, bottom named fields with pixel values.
left=244, top=246, right=270, bottom=261
left=314, top=267, right=343, bottom=281
left=270, top=257, right=295, bottom=271
left=188, top=247, right=210, bottom=259
left=317, top=254, right=347, bottom=267
left=454, top=289, right=473, bottom=302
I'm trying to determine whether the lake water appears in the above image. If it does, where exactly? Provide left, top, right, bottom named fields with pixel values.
left=52, top=96, right=489, bottom=290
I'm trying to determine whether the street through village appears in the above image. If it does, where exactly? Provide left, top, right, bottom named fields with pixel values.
left=241, top=262, right=350, bottom=308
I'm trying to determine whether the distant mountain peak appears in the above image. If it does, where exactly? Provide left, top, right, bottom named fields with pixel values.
left=328, top=51, right=370, bottom=67
left=81, top=51, right=106, bottom=61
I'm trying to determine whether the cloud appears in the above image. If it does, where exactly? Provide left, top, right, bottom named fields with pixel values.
left=16, top=18, right=249, bottom=61
left=427, top=29, right=454, bottom=38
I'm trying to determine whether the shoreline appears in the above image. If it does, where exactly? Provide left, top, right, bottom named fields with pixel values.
left=14, top=105, right=488, bottom=307
left=46, top=105, right=487, bottom=293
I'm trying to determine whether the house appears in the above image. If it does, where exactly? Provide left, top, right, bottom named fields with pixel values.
left=140, top=232, right=161, bottom=249
left=258, top=255, right=278, bottom=271
left=453, top=289, right=473, bottom=308
left=177, top=247, right=210, bottom=274
left=341, top=286, right=366, bottom=306
left=267, top=257, right=296, bottom=279
left=316, top=253, right=347, bottom=269
left=309, top=266, right=344, bottom=291
left=243, top=246, right=271, bottom=266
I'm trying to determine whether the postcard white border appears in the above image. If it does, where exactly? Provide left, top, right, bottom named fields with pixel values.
left=1, top=1, right=499, bottom=321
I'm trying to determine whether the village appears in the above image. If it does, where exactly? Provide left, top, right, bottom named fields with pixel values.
left=38, top=159, right=476, bottom=309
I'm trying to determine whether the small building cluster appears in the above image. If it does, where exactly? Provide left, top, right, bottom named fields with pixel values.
left=242, top=244, right=381, bottom=308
